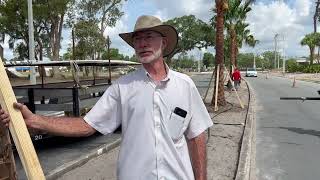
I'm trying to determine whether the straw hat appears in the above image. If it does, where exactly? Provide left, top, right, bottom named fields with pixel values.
left=119, top=15, right=178, bottom=57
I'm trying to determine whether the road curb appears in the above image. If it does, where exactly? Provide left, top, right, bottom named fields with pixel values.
left=235, top=78, right=256, bottom=180
left=45, top=137, right=121, bottom=180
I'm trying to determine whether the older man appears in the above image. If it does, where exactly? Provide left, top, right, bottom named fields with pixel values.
left=0, top=15, right=212, bottom=180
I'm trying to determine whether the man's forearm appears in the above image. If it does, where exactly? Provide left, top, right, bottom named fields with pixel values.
left=187, top=132, right=207, bottom=180
left=31, top=115, right=96, bottom=137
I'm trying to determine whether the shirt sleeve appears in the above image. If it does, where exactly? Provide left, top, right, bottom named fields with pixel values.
left=185, top=82, right=213, bottom=139
left=83, top=83, right=122, bottom=135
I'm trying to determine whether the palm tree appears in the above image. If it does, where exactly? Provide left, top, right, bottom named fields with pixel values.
left=212, top=0, right=228, bottom=106
left=225, top=0, right=256, bottom=68
left=234, top=22, right=259, bottom=67
left=301, top=32, right=320, bottom=65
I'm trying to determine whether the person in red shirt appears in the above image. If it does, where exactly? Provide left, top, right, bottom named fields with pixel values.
left=232, top=68, right=241, bottom=90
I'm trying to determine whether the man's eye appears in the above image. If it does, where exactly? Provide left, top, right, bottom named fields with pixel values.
left=146, top=36, right=153, bottom=40
left=134, top=37, right=141, bottom=41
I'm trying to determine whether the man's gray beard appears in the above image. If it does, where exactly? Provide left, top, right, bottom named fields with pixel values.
left=136, top=44, right=163, bottom=64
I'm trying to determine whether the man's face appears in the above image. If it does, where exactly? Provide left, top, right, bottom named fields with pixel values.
left=132, top=31, right=167, bottom=64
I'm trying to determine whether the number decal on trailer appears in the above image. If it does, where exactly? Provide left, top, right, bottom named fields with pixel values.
left=34, top=135, right=43, bottom=141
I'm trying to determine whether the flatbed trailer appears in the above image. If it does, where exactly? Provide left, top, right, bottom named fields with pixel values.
left=4, top=60, right=140, bottom=140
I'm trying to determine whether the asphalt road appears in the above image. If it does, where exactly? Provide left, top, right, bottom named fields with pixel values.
left=246, top=74, right=320, bottom=180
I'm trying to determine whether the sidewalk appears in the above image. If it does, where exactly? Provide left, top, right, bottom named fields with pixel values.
left=49, top=79, right=255, bottom=180
left=204, top=79, right=255, bottom=180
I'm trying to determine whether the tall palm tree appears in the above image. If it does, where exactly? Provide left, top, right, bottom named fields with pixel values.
left=234, top=21, right=258, bottom=67
left=212, top=0, right=228, bottom=106
left=225, top=0, right=256, bottom=68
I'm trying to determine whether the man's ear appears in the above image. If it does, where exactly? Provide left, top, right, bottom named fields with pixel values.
left=162, top=37, right=168, bottom=50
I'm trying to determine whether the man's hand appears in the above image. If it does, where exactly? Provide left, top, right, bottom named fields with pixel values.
left=0, top=108, right=10, bottom=127
left=1, top=102, right=95, bottom=137
left=0, top=102, right=38, bottom=128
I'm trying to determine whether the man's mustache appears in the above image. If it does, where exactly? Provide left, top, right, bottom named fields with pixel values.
left=136, top=49, right=153, bottom=53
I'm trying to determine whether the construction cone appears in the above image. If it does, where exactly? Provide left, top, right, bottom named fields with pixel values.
left=292, top=76, right=296, bottom=88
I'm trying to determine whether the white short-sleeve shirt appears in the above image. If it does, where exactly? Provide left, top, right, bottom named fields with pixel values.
left=84, top=67, right=213, bottom=180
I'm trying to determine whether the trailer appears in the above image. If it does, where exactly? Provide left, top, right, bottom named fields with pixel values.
left=4, top=60, right=140, bottom=140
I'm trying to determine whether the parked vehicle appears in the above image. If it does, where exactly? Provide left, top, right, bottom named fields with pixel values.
left=246, top=68, right=258, bottom=77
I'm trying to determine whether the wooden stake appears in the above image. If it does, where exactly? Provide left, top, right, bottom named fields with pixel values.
left=0, top=59, right=45, bottom=180
left=224, top=66, right=244, bottom=109
left=214, top=64, right=220, bottom=111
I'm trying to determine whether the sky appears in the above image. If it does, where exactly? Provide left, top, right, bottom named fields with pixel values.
left=1, top=0, right=318, bottom=60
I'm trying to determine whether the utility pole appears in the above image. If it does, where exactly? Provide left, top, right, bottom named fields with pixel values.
left=72, top=28, right=75, bottom=60
left=282, top=49, right=286, bottom=73
left=198, top=50, right=202, bottom=72
left=274, top=34, right=279, bottom=69
left=253, top=53, right=256, bottom=68
left=278, top=34, right=285, bottom=70
left=282, top=34, right=286, bottom=74
left=107, top=36, right=111, bottom=84
left=28, top=0, right=36, bottom=84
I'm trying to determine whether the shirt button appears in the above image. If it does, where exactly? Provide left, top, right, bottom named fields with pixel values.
left=155, top=122, right=160, bottom=127
left=159, top=158, right=163, bottom=164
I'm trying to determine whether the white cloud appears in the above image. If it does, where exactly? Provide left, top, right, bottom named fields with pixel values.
left=245, top=0, right=313, bottom=57
left=60, top=29, right=71, bottom=55
left=147, top=0, right=213, bottom=22
left=294, top=0, right=311, bottom=17
left=103, top=14, right=135, bottom=57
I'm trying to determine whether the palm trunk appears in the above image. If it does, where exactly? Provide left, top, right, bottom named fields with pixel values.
left=235, top=47, right=239, bottom=67
left=229, top=25, right=237, bottom=81
left=310, top=47, right=315, bottom=65
left=230, top=25, right=236, bottom=68
left=212, top=0, right=226, bottom=106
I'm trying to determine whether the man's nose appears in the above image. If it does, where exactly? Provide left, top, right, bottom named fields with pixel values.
left=137, top=39, right=148, bottom=48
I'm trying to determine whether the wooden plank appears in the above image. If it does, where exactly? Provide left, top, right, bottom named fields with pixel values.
left=214, top=65, right=220, bottom=111
left=0, top=59, right=45, bottom=180
left=224, top=66, right=244, bottom=109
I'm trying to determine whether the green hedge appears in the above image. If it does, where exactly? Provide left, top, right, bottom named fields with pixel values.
left=301, top=65, right=320, bottom=73
left=287, top=62, right=320, bottom=73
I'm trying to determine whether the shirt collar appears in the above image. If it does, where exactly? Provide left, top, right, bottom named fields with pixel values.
left=140, top=64, right=172, bottom=83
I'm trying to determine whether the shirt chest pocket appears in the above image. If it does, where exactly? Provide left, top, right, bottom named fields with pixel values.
left=165, top=111, right=191, bottom=142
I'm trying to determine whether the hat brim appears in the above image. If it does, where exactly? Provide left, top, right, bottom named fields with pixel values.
left=119, top=25, right=178, bottom=57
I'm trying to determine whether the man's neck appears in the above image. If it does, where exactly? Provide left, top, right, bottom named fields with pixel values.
left=142, top=58, right=167, bottom=81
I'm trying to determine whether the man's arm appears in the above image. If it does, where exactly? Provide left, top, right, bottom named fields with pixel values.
left=187, top=132, right=207, bottom=180
left=35, top=115, right=96, bottom=137
left=0, top=103, right=96, bottom=137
